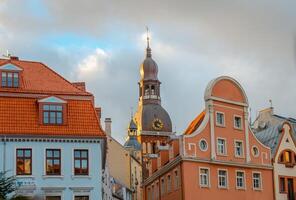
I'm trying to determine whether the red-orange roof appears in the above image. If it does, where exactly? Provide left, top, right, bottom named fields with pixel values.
left=0, top=59, right=90, bottom=95
left=184, top=110, right=205, bottom=135
left=0, top=97, right=104, bottom=137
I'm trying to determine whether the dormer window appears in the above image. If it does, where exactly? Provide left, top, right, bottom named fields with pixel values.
left=43, top=104, right=63, bottom=124
left=0, top=63, right=22, bottom=88
left=38, top=96, right=67, bottom=125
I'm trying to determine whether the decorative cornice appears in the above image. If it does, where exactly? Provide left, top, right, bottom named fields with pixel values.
left=0, top=136, right=103, bottom=143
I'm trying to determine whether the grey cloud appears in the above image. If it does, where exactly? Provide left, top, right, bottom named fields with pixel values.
left=0, top=0, right=296, bottom=143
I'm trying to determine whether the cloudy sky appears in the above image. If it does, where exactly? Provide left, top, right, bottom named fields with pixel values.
left=1, top=0, right=296, bottom=143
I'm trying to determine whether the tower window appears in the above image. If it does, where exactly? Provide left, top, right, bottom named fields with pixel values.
left=1, top=71, right=19, bottom=87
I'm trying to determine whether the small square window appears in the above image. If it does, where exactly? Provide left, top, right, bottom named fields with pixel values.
left=216, top=112, right=225, bottom=126
left=1, top=71, right=19, bottom=88
left=234, top=116, right=242, bottom=129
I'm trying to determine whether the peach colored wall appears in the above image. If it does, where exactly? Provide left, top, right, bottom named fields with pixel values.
left=146, top=165, right=182, bottom=200
left=211, top=79, right=246, bottom=103
left=181, top=161, right=274, bottom=200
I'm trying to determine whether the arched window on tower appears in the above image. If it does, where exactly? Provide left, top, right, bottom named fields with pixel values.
left=151, top=85, right=155, bottom=95
left=144, top=85, right=149, bottom=98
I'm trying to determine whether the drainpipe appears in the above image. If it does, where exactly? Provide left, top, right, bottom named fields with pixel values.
left=3, top=135, right=6, bottom=171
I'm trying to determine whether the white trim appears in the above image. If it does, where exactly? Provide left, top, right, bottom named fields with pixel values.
left=216, top=137, right=227, bottom=156
left=207, top=96, right=248, bottom=107
left=209, top=102, right=216, bottom=159
left=188, top=143, right=197, bottom=157
left=204, top=76, right=249, bottom=105
left=215, top=111, right=225, bottom=127
left=43, top=147, right=64, bottom=177
left=234, top=140, right=245, bottom=158
left=244, top=107, right=251, bottom=162
left=252, top=171, right=263, bottom=191
left=38, top=96, right=67, bottom=104
left=0, top=63, right=23, bottom=71
left=184, top=107, right=210, bottom=138
left=235, top=170, right=246, bottom=190
left=199, top=167, right=210, bottom=188
left=217, top=168, right=228, bottom=189
left=199, top=139, right=208, bottom=152
left=233, top=115, right=243, bottom=130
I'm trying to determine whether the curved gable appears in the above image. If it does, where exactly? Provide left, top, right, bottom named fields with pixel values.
left=204, top=76, right=248, bottom=105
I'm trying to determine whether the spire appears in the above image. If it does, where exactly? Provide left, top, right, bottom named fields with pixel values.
left=146, top=26, right=152, bottom=58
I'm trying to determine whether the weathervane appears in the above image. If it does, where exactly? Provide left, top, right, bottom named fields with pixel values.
left=146, top=26, right=150, bottom=48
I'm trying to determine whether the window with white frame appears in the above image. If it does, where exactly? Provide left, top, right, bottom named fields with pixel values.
left=253, top=172, right=262, bottom=190
left=236, top=171, right=245, bottom=189
left=218, top=170, right=227, bottom=188
left=217, top=138, right=226, bottom=155
left=199, top=168, right=209, bottom=187
left=234, top=116, right=242, bottom=129
left=235, top=141, right=243, bottom=157
left=216, top=112, right=225, bottom=126
left=199, top=139, right=208, bottom=151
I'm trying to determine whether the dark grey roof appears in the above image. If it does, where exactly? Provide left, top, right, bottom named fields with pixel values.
left=124, top=136, right=141, bottom=151
left=135, top=104, right=172, bottom=132
left=256, top=123, right=283, bottom=156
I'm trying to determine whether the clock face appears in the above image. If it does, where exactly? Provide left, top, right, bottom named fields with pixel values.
left=152, top=118, right=164, bottom=131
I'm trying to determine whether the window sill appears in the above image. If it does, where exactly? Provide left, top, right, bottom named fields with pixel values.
left=218, top=186, right=228, bottom=190
left=216, top=124, right=225, bottom=128
left=234, top=155, right=245, bottom=159
left=234, top=127, right=243, bottom=131
left=200, top=185, right=210, bottom=188
left=16, top=175, right=35, bottom=179
left=71, top=175, right=91, bottom=179
left=42, top=175, right=64, bottom=179
left=217, top=153, right=228, bottom=157
left=253, top=188, right=262, bottom=191
left=236, top=187, right=246, bottom=190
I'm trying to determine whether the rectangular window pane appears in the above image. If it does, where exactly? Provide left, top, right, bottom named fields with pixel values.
left=13, top=73, right=19, bottom=87
left=81, top=150, right=88, bottom=158
left=50, top=112, right=56, bottom=124
left=46, top=149, right=61, bottom=175
left=56, top=105, right=63, bottom=111
left=236, top=172, right=244, bottom=188
left=74, top=150, right=81, bottom=158
left=43, top=105, right=50, bottom=110
left=1, top=72, right=6, bottom=86
left=7, top=72, right=12, bottom=87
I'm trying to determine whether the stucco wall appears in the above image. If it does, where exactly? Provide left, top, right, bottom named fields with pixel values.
left=273, top=124, right=296, bottom=200
left=0, top=138, right=103, bottom=199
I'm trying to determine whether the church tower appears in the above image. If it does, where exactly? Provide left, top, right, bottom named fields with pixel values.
left=132, top=31, right=173, bottom=179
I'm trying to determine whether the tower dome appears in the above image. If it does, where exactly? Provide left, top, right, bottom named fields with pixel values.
left=140, top=47, right=158, bottom=81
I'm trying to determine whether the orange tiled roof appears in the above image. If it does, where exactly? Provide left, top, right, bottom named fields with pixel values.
left=0, top=97, right=104, bottom=137
left=184, top=110, right=205, bottom=135
left=0, top=59, right=90, bottom=95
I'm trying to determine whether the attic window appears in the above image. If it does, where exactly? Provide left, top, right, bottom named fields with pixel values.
left=1, top=71, right=19, bottom=87
left=38, top=96, right=67, bottom=125
left=43, top=105, right=63, bottom=124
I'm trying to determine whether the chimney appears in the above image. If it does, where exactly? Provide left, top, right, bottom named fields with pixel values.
left=95, top=107, right=101, bottom=124
left=72, top=82, right=86, bottom=91
left=104, top=118, right=112, bottom=136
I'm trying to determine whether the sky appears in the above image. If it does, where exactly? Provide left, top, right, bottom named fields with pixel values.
left=0, top=0, right=296, bottom=144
